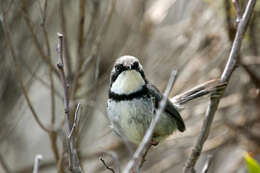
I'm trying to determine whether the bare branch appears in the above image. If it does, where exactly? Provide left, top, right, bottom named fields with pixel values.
left=1, top=14, right=51, bottom=133
left=139, top=143, right=152, bottom=169
left=104, top=151, right=121, bottom=173
left=59, top=0, right=73, bottom=79
left=56, top=33, right=82, bottom=173
left=37, top=0, right=60, bottom=162
left=33, top=155, right=43, bottom=173
left=20, top=4, right=59, bottom=77
left=183, top=0, right=257, bottom=172
left=221, top=0, right=256, bottom=81
left=57, top=144, right=65, bottom=173
left=123, top=70, right=178, bottom=173
left=79, top=0, right=116, bottom=76
left=68, top=103, right=81, bottom=139
left=77, top=0, right=86, bottom=65
left=100, top=157, right=115, bottom=173
left=37, top=0, right=56, bottom=125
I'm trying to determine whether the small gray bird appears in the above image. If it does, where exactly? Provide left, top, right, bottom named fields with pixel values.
left=107, top=55, right=185, bottom=145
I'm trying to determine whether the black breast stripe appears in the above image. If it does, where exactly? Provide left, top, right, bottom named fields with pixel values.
left=109, top=85, right=149, bottom=101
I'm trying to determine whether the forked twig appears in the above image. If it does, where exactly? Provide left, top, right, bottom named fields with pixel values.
left=100, top=157, right=115, bottom=173
left=56, top=33, right=82, bottom=173
left=68, top=103, right=81, bottom=139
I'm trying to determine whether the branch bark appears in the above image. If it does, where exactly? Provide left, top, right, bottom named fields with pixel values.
left=56, top=33, right=82, bottom=173
left=183, top=0, right=257, bottom=172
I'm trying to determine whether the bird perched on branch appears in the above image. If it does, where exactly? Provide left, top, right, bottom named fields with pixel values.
left=107, top=55, right=226, bottom=145
left=107, top=55, right=185, bottom=145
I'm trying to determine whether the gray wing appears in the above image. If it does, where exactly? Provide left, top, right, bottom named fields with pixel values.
left=147, top=84, right=186, bottom=132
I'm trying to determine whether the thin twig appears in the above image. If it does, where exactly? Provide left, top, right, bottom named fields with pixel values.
left=70, top=0, right=87, bottom=100
left=77, top=0, right=86, bottom=65
left=20, top=4, right=59, bottom=77
left=123, top=70, right=178, bottom=173
left=241, top=64, right=260, bottom=88
left=100, top=157, right=115, bottom=173
left=33, top=155, right=43, bottom=173
left=19, top=57, right=63, bottom=100
left=57, top=144, right=65, bottom=173
left=1, top=14, right=51, bottom=133
left=104, top=151, right=121, bottom=173
left=68, top=103, right=81, bottom=139
left=79, top=0, right=116, bottom=76
left=71, top=0, right=116, bottom=100
left=37, top=0, right=60, bottom=162
left=201, top=155, right=213, bottom=173
left=183, top=0, right=256, bottom=172
left=248, top=13, right=259, bottom=56
left=56, top=33, right=82, bottom=173
left=139, top=143, right=152, bottom=169
left=59, top=0, right=73, bottom=80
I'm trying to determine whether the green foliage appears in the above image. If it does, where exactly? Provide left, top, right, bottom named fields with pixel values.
left=245, top=153, right=260, bottom=173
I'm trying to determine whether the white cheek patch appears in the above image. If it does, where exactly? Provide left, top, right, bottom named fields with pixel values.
left=111, top=70, right=145, bottom=94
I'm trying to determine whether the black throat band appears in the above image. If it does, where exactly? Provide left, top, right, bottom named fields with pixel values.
left=109, top=85, right=149, bottom=101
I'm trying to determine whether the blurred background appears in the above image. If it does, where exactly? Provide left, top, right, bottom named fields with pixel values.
left=0, top=0, right=260, bottom=172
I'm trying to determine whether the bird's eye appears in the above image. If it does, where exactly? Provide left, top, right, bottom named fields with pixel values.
left=132, top=61, right=139, bottom=69
left=115, top=64, right=123, bottom=72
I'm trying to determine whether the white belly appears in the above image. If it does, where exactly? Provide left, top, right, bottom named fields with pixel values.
left=107, top=98, right=177, bottom=144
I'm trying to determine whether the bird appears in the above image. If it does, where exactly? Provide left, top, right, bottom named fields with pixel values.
left=107, top=55, right=185, bottom=145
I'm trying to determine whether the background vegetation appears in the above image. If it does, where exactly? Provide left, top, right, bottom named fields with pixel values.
left=0, top=0, right=259, bottom=172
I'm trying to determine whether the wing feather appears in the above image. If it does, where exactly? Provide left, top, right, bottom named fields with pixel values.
left=147, top=84, right=186, bottom=132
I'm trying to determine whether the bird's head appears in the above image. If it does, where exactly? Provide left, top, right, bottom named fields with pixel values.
left=110, top=55, right=147, bottom=95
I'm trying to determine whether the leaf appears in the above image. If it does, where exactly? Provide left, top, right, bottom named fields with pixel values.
left=244, top=153, right=260, bottom=173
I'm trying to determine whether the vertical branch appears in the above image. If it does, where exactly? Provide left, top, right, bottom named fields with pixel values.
left=59, top=0, right=73, bottom=80
left=56, top=33, right=82, bottom=173
left=248, top=11, right=259, bottom=56
left=70, top=0, right=86, bottom=100
left=37, top=0, right=60, bottom=163
left=2, top=13, right=51, bottom=134
left=79, top=0, right=116, bottom=76
left=224, top=0, right=236, bottom=42
left=68, top=103, right=81, bottom=139
left=183, top=0, right=257, bottom=172
left=77, top=0, right=86, bottom=65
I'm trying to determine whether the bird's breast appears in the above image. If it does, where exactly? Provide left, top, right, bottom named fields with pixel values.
left=107, top=98, right=153, bottom=144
